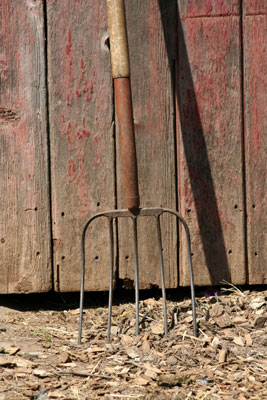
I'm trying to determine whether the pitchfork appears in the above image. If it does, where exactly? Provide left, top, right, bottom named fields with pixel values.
left=78, top=0, right=197, bottom=344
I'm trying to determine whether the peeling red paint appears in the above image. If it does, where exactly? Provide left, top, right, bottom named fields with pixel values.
left=82, top=129, right=90, bottom=137
left=68, top=159, right=76, bottom=182
left=66, top=30, right=72, bottom=56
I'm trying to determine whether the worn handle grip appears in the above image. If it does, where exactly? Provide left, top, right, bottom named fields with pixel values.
left=106, top=0, right=140, bottom=211
left=106, top=0, right=130, bottom=78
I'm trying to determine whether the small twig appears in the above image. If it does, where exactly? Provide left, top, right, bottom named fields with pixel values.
left=109, top=395, right=144, bottom=399
left=46, top=327, right=73, bottom=335
left=57, top=370, right=111, bottom=379
left=182, top=329, right=187, bottom=341
left=185, top=391, right=192, bottom=400
left=220, top=280, right=245, bottom=297
left=139, top=313, right=157, bottom=322
left=198, top=328, right=209, bottom=338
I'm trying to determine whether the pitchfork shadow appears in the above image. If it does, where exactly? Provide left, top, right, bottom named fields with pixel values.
left=158, top=0, right=231, bottom=285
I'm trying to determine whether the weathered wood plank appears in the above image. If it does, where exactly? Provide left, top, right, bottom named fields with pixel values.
left=176, top=1, right=246, bottom=286
left=0, top=1, right=51, bottom=293
left=243, top=1, right=267, bottom=284
left=47, top=0, right=115, bottom=291
left=117, top=0, right=178, bottom=289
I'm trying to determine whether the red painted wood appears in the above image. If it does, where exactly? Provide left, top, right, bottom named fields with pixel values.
left=47, top=0, right=115, bottom=291
left=243, top=1, right=267, bottom=284
left=117, top=0, right=178, bottom=289
left=0, top=1, right=51, bottom=293
left=176, top=0, right=246, bottom=286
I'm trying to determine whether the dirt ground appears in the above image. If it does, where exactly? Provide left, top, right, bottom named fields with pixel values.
left=0, top=284, right=266, bottom=400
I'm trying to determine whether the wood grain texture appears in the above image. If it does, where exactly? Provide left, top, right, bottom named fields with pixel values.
left=47, top=0, right=115, bottom=291
left=243, top=1, right=267, bottom=284
left=176, top=0, right=246, bottom=286
left=117, top=0, right=178, bottom=289
left=0, top=1, right=51, bottom=293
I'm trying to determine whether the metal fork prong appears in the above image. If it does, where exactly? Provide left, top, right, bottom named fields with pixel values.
left=107, top=218, right=114, bottom=342
left=133, top=217, right=139, bottom=336
left=78, top=224, right=87, bottom=344
left=156, top=215, right=168, bottom=336
left=183, top=223, right=197, bottom=337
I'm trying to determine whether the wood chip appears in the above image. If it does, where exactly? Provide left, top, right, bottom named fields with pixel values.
left=5, top=347, right=20, bottom=355
left=33, top=369, right=53, bottom=378
left=210, top=303, right=224, bottom=318
left=213, top=313, right=232, bottom=328
left=218, top=349, right=227, bottom=363
left=132, top=377, right=149, bottom=386
left=125, top=346, right=141, bottom=360
left=233, top=336, right=245, bottom=346
left=244, top=333, right=253, bottom=346
left=232, top=316, right=248, bottom=324
left=151, top=323, right=164, bottom=335
left=166, top=355, right=177, bottom=365
left=58, top=351, right=71, bottom=364
left=254, top=316, right=267, bottom=328
left=141, top=339, right=151, bottom=353
left=144, top=368, right=158, bottom=380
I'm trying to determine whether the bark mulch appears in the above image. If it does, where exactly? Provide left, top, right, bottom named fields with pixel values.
left=0, top=284, right=266, bottom=399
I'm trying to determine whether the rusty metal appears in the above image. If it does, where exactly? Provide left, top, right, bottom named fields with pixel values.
left=78, top=207, right=197, bottom=344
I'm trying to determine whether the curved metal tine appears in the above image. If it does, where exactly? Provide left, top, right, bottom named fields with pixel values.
left=183, top=223, right=197, bottom=337
left=161, top=209, right=197, bottom=337
left=107, top=217, right=114, bottom=342
left=156, top=215, right=168, bottom=336
left=133, top=218, right=139, bottom=336
left=78, top=220, right=88, bottom=344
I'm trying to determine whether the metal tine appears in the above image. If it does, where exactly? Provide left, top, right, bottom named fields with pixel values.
left=78, top=207, right=197, bottom=344
left=78, top=221, right=86, bottom=345
left=133, top=217, right=139, bottom=336
left=182, top=220, right=197, bottom=337
left=107, top=217, right=114, bottom=342
left=156, top=215, right=168, bottom=336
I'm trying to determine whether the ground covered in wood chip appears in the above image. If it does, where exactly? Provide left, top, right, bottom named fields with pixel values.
left=0, top=284, right=266, bottom=399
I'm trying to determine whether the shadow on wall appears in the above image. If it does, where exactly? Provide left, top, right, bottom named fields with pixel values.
left=158, top=0, right=230, bottom=285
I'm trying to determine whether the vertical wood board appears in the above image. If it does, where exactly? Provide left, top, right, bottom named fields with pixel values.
left=0, top=0, right=51, bottom=293
left=176, top=1, right=246, bottom=286
left=47, top=0, right=115, bottom=291
left=243, top=1, right=267, bottom=284
left=117, top=0, right=178, bottom=289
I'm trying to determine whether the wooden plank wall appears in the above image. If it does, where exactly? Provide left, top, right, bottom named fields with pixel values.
left=0, top=0, right=51, bottom=293
left=0, top=0, right=266, bottom=293
left=46, top=0, right=115, bottom=292
left=117, top=0, right=178, bottom=289
left=243, top=0, right=267, bottom=284
left=176, top=0, right=246, bottom=286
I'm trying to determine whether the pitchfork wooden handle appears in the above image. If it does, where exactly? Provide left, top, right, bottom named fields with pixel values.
left=106, top=0, right=140, bottom=212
